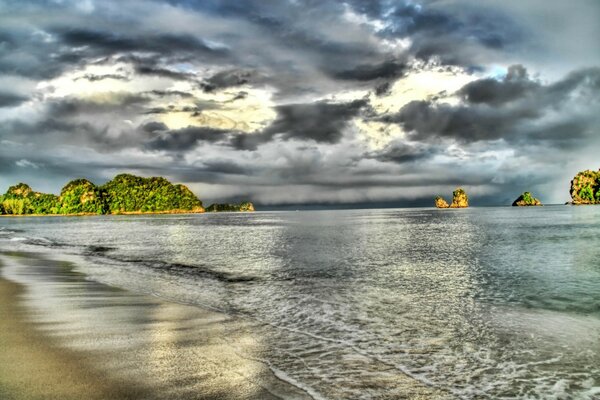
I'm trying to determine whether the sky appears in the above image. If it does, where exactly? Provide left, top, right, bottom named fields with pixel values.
left=0, top=0, right=599, bottom=207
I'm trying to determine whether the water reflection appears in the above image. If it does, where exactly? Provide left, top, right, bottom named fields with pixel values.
left=0, top=252, right=312, bottom=400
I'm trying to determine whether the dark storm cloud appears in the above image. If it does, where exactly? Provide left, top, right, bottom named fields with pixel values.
left=57, top=29, right=228, bottom=59
left=0, top=92, right=28, bottom=107
left=332, top=60, right=407, bottom=82
left=370, top=141, right=437, bottom=164
left=76, top=73, right=129, bottom=82
left=140, top=121, right=168, bottom=134
left=46, top=95, right=150, bottom=117
left=200, top=69, right=260, bottom=92
left=230, top=99, right=369, bottom=150
left=0, top=28, right=76, bottom=79
left=342, top=1, right=523, bottom=67
left=457, top=65, right=539, bottom=105
left=145, top=126, right=230, bottom=151
left=146, top=90, right=195, bottom=98
left=134, top=65, right=197, bottom=81
left=229, top=91, right=248, bottom=102
left=379, top=66, right=600, bottom=145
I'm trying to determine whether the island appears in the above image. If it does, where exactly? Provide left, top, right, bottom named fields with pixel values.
left=435, top=188, right=469, bottom=208
left=206, top=202, right=255, bottom=212
left=570, top=169, right=600, bottom=204
left=0, top=173, right=254, bottom=216
left=512, top=192, right=542, bottom=206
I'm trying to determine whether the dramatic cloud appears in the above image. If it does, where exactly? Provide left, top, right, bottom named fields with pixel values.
left=0, top=92, right=28, bottom=107
left=0, top=0, right=599, bottom=205
left=379, top=66, right=600, bottom=145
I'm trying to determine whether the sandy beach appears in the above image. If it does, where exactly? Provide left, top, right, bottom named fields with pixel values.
left=0, top=251, right=313, bottom=400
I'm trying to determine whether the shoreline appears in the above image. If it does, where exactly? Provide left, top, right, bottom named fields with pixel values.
left=0, top=209, right=206, bottom=218
left=0, top=251, right=313, bottom=400
left=0, top=266, right=152, bottom=400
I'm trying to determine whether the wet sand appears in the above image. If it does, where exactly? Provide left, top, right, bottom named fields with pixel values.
left=0, top=252, right=312, bottom=400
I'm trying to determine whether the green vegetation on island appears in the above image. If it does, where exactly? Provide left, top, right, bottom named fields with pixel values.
left=435, top=188, right=469, bottom=208
left=102, top=174, right=203, bottom=213
left=205, top=202, right=255, bottom=212
left=512, top=192, right=542, bottom=206
left=0, top=174, right=206, bottom=216
left=570, top=169, right=600, bottom=204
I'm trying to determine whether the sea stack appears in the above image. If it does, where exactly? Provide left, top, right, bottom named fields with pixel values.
left=450, top=188, right=469, bottom=208
left=435, top=196, right=450, bottom=208
left=435, top=188, right=469, bottom=208
left=512, top=192, right=542, bottom=206
left=570, top=169, right=600, bottom=204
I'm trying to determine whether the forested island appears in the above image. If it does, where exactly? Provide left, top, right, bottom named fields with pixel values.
left=570, top=169, right=600, bottom=204
left=206, top=202, right=255, bottom=212
left=0, top=174, right=254, bottom=216
left=512, top=192, right=542, bottom=206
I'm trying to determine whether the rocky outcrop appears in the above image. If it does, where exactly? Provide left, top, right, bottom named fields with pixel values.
left=512, top=192, right=542, bottom=206
left=434, top=196, right=449, bottom=208
left=450, top=188, right=469, bottom=208
left=206, top=202, right=255, bottom=212
left=570, top=169, right=600, bottom=204
left=435, top=188, right=469, bottom=208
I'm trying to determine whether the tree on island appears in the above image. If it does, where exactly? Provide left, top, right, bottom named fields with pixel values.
left=0, top=174, right=204, bottom=215
left=570, top=169, right=600, bottom=204
left=512, top=192, right=542, bottom=206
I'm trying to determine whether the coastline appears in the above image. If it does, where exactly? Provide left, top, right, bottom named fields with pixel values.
left=0, top=269, right=151, bottom=400
left=0, top=252, right=312, bottom=400
left=0, top=209, right=206, bottom=217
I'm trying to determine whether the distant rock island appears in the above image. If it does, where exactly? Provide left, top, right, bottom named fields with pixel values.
left=435, top=188, right=469, bottom=208
left=206, top=202, right=255, bottom=212
left=512, top=192, right=542, bottom=206
left=570, top=169, right=600, bottom=205
left=0, top=173, right=253, bottom=216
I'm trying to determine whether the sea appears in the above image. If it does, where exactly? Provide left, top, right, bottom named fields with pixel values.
left=1, top=206, right=599, bottom=399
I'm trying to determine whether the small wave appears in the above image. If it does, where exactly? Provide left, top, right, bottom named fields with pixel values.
left=0, top=227, right=24, bottom=235
left=84, top=245, right=116, bottom=254
left=87, top=253, right=260, bottom=284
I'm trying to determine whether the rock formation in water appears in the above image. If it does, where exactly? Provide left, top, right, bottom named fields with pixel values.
left=450, top=188, right=469, bottom=208
left=434, top=196, right=450, bottom=208
left=512, top=192, right=542, bottom=206
left=435, top=188, right=469, bottom=208
left=570, top=169, right=600, bottom=204
left=0, top=174, right=205, bottom=215
left=205, top=202, right=255, bottom=212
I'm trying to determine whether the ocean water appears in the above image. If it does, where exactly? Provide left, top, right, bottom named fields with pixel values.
left=1, top=206, right=599, bottom=399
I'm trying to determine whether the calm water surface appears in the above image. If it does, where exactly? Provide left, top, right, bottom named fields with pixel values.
left=1, top=207, right=599, bottom=399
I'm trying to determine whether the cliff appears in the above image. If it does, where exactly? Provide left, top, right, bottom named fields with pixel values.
left=512, top=192, right=542, bottom=206
left=570, top=169, right=600, bottom=204
left=0, top=174, right=204, bottom=216
left=206, top=202, right=255, bottom=212
left=435, top=188, right=469, bottom=208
